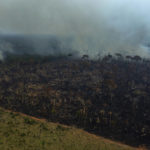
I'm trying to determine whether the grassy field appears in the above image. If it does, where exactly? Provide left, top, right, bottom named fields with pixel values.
left=0, top=107, right=139, bottom=150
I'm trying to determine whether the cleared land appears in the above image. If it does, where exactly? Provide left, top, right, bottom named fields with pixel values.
left=0, top=107, right=138, bottom=150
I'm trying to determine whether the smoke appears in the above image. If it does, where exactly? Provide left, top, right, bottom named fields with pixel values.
left=0, top=40, right=13, bottom=60
left=0, top=0, right=150, bottom=59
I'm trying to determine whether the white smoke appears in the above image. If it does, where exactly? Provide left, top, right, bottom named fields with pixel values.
left=0, top=40, right=13, bottom=60
left=0, top=0, right=150, bottom=58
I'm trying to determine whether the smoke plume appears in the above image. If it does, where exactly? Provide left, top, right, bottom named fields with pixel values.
left=0, top=0, right=150, bottom=59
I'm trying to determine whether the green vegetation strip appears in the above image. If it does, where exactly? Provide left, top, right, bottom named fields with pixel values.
left=0, top=107, right=137, bottom=150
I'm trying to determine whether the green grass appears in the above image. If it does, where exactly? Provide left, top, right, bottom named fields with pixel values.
left=0, top=107, right=138, bottom=150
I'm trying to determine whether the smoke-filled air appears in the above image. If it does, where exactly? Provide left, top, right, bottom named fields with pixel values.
left=0, top=0, right=150, bottom=59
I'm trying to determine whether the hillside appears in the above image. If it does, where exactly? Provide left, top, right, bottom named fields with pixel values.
left=0, top=107, right=139, bottom=150
left=0, top=54, right=150, bottom=147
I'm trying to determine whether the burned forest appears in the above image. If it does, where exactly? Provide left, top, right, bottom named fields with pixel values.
left=0, top=54, right=149, bottom=147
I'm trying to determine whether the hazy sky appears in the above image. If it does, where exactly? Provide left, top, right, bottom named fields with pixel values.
left=0, top=0, right=150, bottom=57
